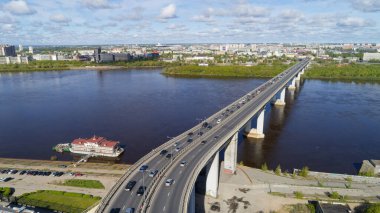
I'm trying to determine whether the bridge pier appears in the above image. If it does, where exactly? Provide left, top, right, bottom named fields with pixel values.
left=206, top=152, right=219, bottom=198
left=288, top=78, right=296, bottom=90
left=224, top=132, right=238, bottom=174
left=188, top=187, right=195, bottom=213
left=245, top=108, right=265, bottom=138
left=274, top=88, right=286, bottom=106
left=295, top=72, right=301, bottom=81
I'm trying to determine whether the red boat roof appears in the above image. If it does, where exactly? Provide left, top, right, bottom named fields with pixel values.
left=72, top=136, right=119, bottom=148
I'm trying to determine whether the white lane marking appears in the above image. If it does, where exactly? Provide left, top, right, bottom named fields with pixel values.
left=168, top=192, right=171, bottom=197
left=122, top=205, right=126, bottom=211
left=163, top=206, right=166, bottom=211
left=179, top=170, right=182, bottom=174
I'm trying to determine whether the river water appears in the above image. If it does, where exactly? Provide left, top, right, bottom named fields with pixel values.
left=0, top=69, right=379, bottom=174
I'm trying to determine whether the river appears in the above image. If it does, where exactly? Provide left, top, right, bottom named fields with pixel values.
left=0, top=69, right=379, bottom=174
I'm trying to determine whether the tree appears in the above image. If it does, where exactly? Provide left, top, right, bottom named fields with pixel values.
left=365, top=203, right=380, bottom=213
left=275, top=165, right=282, bottom=175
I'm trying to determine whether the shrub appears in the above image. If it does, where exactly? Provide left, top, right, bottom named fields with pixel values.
left=294, top=191, right=304, bottom=199
left=261, top=163, right=268, bottom=171
left=299, top=166, right=309, bottom=177
left=329, top=191, right=340, bottom=199
left=365, top=203, right=380, bottom=213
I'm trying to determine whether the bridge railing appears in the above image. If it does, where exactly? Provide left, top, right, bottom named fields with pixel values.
left=178, top=59, right=310, bottom=213
left=99, top=59, right=309, bottom=212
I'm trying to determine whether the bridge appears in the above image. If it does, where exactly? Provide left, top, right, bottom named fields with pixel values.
left=96, top=58, right=310, bottom=213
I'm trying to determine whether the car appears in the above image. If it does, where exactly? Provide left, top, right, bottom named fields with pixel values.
left=139, top=165, right=148, bottom=172
left=126, top=208, right=135, bottom=213
left=165, top=179, right=174, bottom=186
left=207, top=125, right=212, bottom=129
left=125, top=180, right=136, bottom=191
left=197, top=132, right=203, bottom=136
left=201, top=140, right=207, bottom=145
left=136, top=186, right=146, bottom=196
left=0, top=177, right=12, bottom=182
left=110, top=208, right=121, bottom=213
left=180, top=161, right=187, bottom=167
left=202, top=122, right=208, bottom=128
left=187, top=138, right=193, bottom=143
left=160, top=150, right=168, bottom=156
left=175, top=147, right=180, bottom=152
left=58, top=165, right=67, bottom=168
left=214, top=136, right=219, bottom=140
left=19, top=170, right=26, bottom=175
left=173, top=142, right=179, bottom=147
left=166, top=154, right=172, bottom=159
left=187, top=132, right=193, bottom=136
left=216, top=119, right=221, bottom=124
left=149, top=170, right=158, bottom=177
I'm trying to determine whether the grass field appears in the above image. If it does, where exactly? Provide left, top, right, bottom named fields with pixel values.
left=58, top=179, right=105, bottom=189
left=304, top=62, right=380, bottom=80
left=17, top=190, right=101, bottom=213
left=163, top=63, right=294, bottom=78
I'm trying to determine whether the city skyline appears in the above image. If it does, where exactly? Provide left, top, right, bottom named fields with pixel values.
left=0, top=0, right=380, bottom=45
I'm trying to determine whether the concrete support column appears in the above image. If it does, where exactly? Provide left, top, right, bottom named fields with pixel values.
left=224, top=132, right=238, bottom=174
left=295, top=72, right=301, bottom=81
left=274, top=88, right=286, bottom=106
left=206, top=152, right=219, bottom=198
left=188, top=187, right=195, bottom=213
left=245, top=108, right=265, bottom=139
left=288, top=78, right=296, bottom=90
left=300, top=68, right=305, bottom=75
left=244, top=120, right=251, bottom=134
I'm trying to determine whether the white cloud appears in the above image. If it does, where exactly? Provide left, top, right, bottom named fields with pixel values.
left=3, top=0, right=36, bottom=15
left=49, top=14, right=71, bottom=23
left=1, top=23, right=15, bottom=32
left=337, top=17, right=373, bottom=28
left=234, top=4, right=269, bottom=18
left=351, top=0, right=380, bottom=12
left=167, top=23, right=187, bottom=31
left=159, top=4, right=177, bottom=19
left=81, top=0, right=112, bottom=9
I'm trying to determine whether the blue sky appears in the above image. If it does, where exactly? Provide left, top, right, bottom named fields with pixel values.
left=0, top=0, right=379, bottom=45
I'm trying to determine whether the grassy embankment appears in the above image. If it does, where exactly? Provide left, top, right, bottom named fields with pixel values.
left=163, top=62, right=294, bottom=78
left=0, top=60, right=174, bottom=72
left=17, top=190, right=101, bottom=213
left=55, top=179, right=105, bottom=189
left=164, top=61, right=380, bottom=80
left=303, top=61, right=380, bottom=80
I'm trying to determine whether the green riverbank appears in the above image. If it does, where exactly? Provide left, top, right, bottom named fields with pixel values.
left=163, top=63, right=294, bottom=78
left=0, top=60, right=175, bottom=72
left=164, top=61, right=380, bottom=81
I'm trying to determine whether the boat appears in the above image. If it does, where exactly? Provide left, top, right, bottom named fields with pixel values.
left=52, top=143, right=70, bottom=152
left=69, top=135, right=124, bottom=157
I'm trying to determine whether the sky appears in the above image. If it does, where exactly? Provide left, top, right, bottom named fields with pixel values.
left=0, top=0, right=379, bottom=45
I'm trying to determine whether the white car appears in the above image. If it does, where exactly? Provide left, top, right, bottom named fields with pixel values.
left=216, top=119, right=221, bottom=124
left=180, top=161, right=187, bottom=167
left=165, top=178, right=174, bottom=186
left=175, top=147, right=180, bottom=152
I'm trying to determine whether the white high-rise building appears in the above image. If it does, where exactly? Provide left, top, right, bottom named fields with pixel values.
left=29, top=46, right=33, bottom=54
left=19, top=44, right=23, bottom=52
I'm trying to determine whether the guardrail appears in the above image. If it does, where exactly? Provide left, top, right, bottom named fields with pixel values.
left=178, top=59, right=310, bottom=213
left=98, top=59, right=309, bottom=212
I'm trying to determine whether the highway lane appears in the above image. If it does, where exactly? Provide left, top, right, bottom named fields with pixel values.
left=102, top=59, right=309, bottom=213
left=146, top=59, right=309, bottom=213
left=106, top=110, right=221, bottom=211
